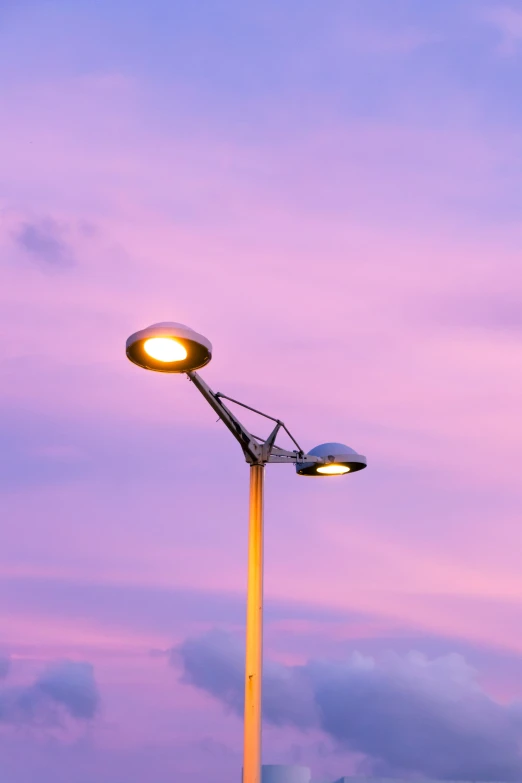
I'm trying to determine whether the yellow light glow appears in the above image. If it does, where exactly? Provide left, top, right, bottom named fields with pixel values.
left=316, top=464, right=351, bottom=475
left=144, top=337, right=188, bottom=363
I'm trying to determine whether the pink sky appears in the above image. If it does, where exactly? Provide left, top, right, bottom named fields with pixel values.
left=2, top=1, right=522, bottom=781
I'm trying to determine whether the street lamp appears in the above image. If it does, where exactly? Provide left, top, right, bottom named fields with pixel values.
left=125, top=322, right=367, bottom=783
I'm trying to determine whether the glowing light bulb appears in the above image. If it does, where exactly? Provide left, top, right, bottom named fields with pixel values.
left=316, top=464, right=351, bottom=475
left=144, top=337, right=187, bottom=363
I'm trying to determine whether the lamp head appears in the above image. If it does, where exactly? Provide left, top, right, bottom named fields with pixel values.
left=296, top=442, right=367, bottom=477
left=126, top=322, right=212, bottom=373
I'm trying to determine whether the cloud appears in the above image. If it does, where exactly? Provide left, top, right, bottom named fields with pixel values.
left=340, top=26, right=440, bottom=57
left=13, top=218, right=73, bottom=268
left=481, top=6, right=522, bottom=55
left=0, top=657, right=10, bottom=680
left=176, top=630, right=317, bottom=730
left=177, top=631, right=522, bottom=780
left=423, top=292, right=522, bottom=333
left=32, top=660, right=99, bottom=719
left=0, top=659, right=99, bottom=726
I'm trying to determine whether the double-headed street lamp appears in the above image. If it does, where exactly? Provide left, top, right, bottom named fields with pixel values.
left=126, top=322, right=367, bottom=783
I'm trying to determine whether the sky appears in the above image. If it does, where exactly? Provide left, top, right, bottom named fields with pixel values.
left=1, top=1, right=522, bottom=781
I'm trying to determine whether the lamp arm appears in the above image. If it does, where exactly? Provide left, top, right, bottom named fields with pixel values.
left=187, top=371, right=262, bottom=464
left=267, top=450, right=323, bottom=465
left=187, top=371, right=325, bottom=468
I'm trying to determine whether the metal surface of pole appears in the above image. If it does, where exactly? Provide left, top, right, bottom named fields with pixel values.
left=243, top=464, right=264, bottom=783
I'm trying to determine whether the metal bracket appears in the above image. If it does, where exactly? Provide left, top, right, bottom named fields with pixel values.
left=187, top=371, right=322, bottom=467
left=187, top=372, right=262, bottom=463
left=261, top=421, right=282, bottom=463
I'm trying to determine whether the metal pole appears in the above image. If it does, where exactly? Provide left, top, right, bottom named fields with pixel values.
left=243, top=463, right=264, bottom=783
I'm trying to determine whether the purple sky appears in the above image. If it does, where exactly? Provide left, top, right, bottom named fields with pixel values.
left=2, top=1, right=522, bottom=781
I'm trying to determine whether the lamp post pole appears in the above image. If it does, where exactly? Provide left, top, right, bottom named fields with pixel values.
left=125, top=321, right=367, bottom=783
left=244, top=464, right=264, bottom=783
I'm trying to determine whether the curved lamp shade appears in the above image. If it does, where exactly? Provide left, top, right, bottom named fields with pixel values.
left=296, top=442, right=367, bottom=477
left=126, top=322, right=212, bottom=373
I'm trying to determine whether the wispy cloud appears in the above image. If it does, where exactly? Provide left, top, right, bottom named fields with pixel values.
left=481, top=5, right=522, bottom=55
left=13, top=219, right=74, bottom=269
left=0, top=656, right=10, bottom=680
left=425, top=291, right=522, bottom=333
left=340, top=25, right=441, bottom=56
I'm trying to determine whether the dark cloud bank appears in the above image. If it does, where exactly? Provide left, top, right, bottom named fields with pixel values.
left=0, top=655, right=98, bottom=726
left=177, top=630, right=522, bottom=781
